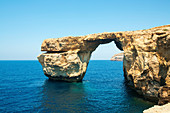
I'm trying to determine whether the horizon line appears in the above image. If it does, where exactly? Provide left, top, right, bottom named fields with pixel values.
left=0, top=59, right=120, bottom=61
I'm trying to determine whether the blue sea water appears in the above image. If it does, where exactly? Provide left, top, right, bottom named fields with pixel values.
left=0, top=60, right=154, bottom=113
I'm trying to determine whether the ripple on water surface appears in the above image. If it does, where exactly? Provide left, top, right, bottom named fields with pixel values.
left=0, top=60, right=154, bottom=113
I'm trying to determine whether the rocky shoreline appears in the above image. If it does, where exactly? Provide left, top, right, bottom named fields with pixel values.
left=38, top=25, right=170, bottom=105
left=143, top=103, right=170, bottom=113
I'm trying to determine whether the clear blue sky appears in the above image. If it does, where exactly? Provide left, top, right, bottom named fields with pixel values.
left=0, top=0, right=170, bottom=60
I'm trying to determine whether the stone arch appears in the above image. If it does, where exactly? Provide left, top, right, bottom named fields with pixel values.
left=38, top=34, right=124, bottom=82
left=37, top=25, right=170, bottom=104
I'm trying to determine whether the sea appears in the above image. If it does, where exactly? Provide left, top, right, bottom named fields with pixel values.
left=0, top=60, right=154, bottom=113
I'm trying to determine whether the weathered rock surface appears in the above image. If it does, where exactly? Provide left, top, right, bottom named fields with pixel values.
left=111, top=53, right=124, bottom=61
left=38, top=25, right=170, bottom=104
left=38, top=51, right=91, bottom=82
left=143, top=103, right=170, bottom=113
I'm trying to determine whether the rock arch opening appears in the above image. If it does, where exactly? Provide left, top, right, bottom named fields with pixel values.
left=90, top=41, right=122, bottom=60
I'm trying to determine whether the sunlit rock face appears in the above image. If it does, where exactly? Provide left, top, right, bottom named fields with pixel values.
left=38, top=25, right=170, bottom=104
left=143, top=103, right=170, bottom=113
left=120, top=25, right=170, bottom=105
left=38, top=35, right=114, bottom=82
left=38, top=51, right=91, bottom=82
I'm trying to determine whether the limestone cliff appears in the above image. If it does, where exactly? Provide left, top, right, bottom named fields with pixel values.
left=111, top=53, right=124, bottom=61
left=38, top=25, right=170, bottom=104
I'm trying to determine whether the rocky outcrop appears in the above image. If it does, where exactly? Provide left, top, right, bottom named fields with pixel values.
left=111, top=53, right=124, bottom=61
left=143, top=103, right=170, bottom=113
left=38, top=25, right=170, bottom=104
left=38, top=35, right=114, bottom=82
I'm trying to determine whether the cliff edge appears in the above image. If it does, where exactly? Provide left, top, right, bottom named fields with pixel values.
left=111, top=53, right=124, bottom=61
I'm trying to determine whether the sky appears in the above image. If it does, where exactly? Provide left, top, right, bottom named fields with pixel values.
left=0, top=0, right=170, bottom=60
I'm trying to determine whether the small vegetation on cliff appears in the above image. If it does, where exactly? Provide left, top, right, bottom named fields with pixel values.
left=163, top=29, right=168, bottom=31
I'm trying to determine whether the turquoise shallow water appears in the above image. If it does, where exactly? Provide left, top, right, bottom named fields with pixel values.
left=0, top=60, right=154, bottom=113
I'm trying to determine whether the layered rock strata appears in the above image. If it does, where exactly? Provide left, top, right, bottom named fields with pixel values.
left=38, top=25, right=170, bottom=104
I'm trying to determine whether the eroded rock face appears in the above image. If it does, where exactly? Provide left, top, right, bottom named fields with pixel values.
left=38, top=25, right=170, bottom=104
left=38, top=51, right=91, bottom=82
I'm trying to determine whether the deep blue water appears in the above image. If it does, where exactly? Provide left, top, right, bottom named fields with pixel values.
left=0, top=60, right=154, bottom=113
